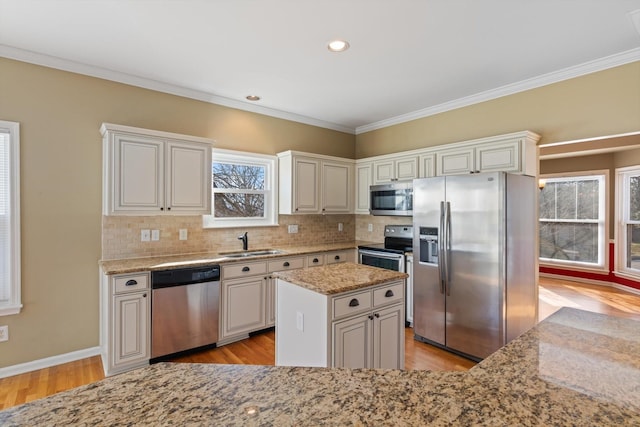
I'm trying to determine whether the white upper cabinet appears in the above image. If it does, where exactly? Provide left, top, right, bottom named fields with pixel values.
left=102, top=123, right=213, bottom=215
left=355, top=161, right=372, bottom=214
left=372, top=155, right=418, bottom=184
left=278, top=151, right=354, bottom=214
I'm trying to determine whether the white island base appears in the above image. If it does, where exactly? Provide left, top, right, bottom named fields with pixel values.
left=274, top=262, right=406, bottom=369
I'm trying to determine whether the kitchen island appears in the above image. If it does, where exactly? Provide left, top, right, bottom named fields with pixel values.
left=274, top=262, right=408, bottom=369
left=1, top=307, right=638, bottom=425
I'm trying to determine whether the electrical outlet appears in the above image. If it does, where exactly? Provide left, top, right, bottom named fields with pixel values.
left=368, top=223, right=373, bottom=232
left=151, top=229, right=160, bottom=241
left=0, top=325, right=8, bottom=342
left=296, top=312, right=304, bottom=331
left=141, top=229, right=151, bottom=242
left=179, top=229, right=188, bottom=240
left=338, top=222, right=343, bottom=232
left=288, top=224, right=298, bottom=234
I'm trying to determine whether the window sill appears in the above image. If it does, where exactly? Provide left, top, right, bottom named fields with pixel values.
left=0, top=304, right=23, bottom=316
left=539, top=261, right=608, bottom=275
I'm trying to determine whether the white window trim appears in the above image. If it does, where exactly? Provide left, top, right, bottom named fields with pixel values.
left=615, top=165, right=640, bottom=280
left=538, top=170, right=609, bottom=272
left=0, top=120, right=22, bottom=316
left=203, top=148, right=278, bottom=228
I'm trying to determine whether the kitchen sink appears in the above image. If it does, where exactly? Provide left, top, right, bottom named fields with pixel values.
left=221, top=249, right=284, bottom=258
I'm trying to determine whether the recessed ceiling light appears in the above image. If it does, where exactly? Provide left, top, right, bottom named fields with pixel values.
left=246, top=95, right=261, bottom=101
left=328, top=39, right=350, bottom=52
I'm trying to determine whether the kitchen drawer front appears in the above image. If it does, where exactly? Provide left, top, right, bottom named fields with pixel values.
left=326, top=251, right=349, bottom=264
left=113, top=273, right=149, bottom=294
left=223, top=261, right=268, bottom=279
left=373, top=281, right=404, bottom=307
left=268, top=257, right=305, bottom=272
left=333, top=290, right=372, bottom=319
left=306, top=254, right=325, bottom=267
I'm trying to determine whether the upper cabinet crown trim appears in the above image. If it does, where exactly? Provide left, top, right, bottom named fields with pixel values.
left=100, top=123, right=215, bottom=146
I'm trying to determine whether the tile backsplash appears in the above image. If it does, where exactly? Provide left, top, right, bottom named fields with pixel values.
left=102, top=214, right=356, bottom=260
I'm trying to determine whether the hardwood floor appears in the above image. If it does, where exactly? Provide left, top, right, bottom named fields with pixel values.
left=2, top=277, right=640, bottom=410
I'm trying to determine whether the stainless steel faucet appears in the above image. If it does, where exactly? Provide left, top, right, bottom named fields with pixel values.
left=238, top=232, right=248, bottom=250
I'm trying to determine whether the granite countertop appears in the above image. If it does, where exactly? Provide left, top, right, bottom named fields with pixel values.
left=100, top=241, right=375, bottom=275
left=2, top=307, right=638, bottom=426
left=274, top=262, right=408, bottom=295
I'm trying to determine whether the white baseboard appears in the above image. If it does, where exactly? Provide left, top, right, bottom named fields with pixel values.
left=540, top=272, right=640, bottom=296
left=0, top=346, right=102, bottom=379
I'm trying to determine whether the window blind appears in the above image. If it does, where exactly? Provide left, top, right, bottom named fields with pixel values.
left=0, top=130, right=10, bottom=303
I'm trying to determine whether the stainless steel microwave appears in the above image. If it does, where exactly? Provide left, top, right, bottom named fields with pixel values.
left=370, top=181, right=413, bottom=216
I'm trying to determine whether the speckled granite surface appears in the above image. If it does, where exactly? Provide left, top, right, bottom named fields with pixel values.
left=274, top=262, right=408, bottom=295
left=2, top=307, right=638, bottom=426
left=99, top=241, right=371, bottom=274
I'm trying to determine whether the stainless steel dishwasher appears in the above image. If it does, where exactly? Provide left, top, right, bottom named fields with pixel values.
left=151, top=265, right=220, bottom=360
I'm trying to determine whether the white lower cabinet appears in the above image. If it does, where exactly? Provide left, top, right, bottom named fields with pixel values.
left=101, top=272, right=150, bottom=376
left=220, top=275, right=267, bottom=340
left=276, top=279, right=405, bottom=369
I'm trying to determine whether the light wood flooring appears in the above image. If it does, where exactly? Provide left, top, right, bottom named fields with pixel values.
left=2, top=277, right=640, bottom=410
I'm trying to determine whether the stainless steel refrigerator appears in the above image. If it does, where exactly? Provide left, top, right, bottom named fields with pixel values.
left=413, top=172, right=537, bottom=360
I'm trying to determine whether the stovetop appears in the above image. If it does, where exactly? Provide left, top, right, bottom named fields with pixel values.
left=358, top=225, right=413, bottom=254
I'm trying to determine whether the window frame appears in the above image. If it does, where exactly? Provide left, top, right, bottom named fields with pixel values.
left=538, top=170, right=608, bottom=271
left=615, top=165, right=640, bottom=280
left=202, top=148, right=278, bottom=228
left=0, top=120, right=22, bottom=316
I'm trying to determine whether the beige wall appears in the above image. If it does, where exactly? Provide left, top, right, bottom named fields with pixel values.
left=0, top=58, right=355, bottom=368
left=356, top=62, right=640, bottom=158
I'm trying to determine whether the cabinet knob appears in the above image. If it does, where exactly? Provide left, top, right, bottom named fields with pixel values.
left=242, top=266, right=251, bottom=272
left=143, top=293, right=147, bottom=298
left=160, top=207, right=164, bottom=211
left=385, top=290, right=394, bottom=298
left=334, top=255, right=340, bottom=260
left=125, top=279, right=138, bottom=287
left=348, top=298, right=359, bottom=307
left=167, top=207, right=171, bottom=211
left=374, top=313, right=380, bottom=318
left=368, top=315, right=374, bottom=320
left=283, top=261, right=290, bottom=267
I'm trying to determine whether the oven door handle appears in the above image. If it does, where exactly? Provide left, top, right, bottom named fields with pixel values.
left=358, top=249, right=405, bottom=272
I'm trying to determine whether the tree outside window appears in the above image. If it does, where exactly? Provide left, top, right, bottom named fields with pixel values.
left=539, top=173, right=605, bottom=267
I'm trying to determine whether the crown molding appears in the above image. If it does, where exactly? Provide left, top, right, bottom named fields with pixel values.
left=0, top=44, right=355, bottom=135
left=356, top=48, right=640, bottom=135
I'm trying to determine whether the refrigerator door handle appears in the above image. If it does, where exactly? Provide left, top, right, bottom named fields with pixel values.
left=445, top=201, right=452, bottom=296
left=438, top=201, right=446, bottom=294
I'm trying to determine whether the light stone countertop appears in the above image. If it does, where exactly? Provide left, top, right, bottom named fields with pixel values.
left=99, top=241, right=374, bottom=275
left=273, top=262, right=408, bottom=295
left=1, top=307, right=638, bottom=426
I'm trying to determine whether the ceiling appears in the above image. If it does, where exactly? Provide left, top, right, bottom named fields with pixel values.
left=1, top=1, right=640, bottom=134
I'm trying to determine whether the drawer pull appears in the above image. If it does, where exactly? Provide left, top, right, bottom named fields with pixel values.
left=348, top=298, right=359, bottom=307
left=242, top=266, right=251, bottom=272
left=143, top=293, right=147, bottom=298
left=283, top=261, right=290, bottom=267
left=312, top=258, right=319, bottom=263
left=125, top=280, right=138, bottom=287
left=385, top=290, right=394, bottom=298
left=334, top=255, right=340, bottom=260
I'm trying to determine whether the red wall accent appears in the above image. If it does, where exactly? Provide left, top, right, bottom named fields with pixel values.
left=539, top=242, right=640, bottom=291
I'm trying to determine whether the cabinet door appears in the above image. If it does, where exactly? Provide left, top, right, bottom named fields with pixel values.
left=113, top=134, right=164, bottom=212
left=322, top=161, right=352, bottom=213
left=355, top=162, right=372, bottom=213
left=372, top=304, right=404, bottom=369
left=406, top=257, right=413, bottom=326
left=221, top=276, right=266, bottom=338
left=266, top=276, right=276, bottom=327
left=373, top=160, right=395, bottom=184
left=437, top=147, right=475, bottom=175
left=113, top=291, right=149, bottom=367
left=476, top=140, right=521, bottom=173
left=293, top=157, right=320, bottom=213
left=419, top=154, right=436, bottom=178
left=166, top=141, right=211, bottom=214
left=333, top=314, right=372, bottom=368
left=395, top=156, right=418, bottom=181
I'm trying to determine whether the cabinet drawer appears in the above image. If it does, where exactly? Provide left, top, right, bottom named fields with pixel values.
left=222, top=261, right=268, bottom=279
left=333, top=291, right=372, bottom=319
left=306, top=254, right=325, bottom=267
left=373, top=282, right=404, bottom=307
left=268, top=257, right=305, bottom=272
left=326, top=251, right=349, bottom=264
left=113, top=273, right=149, bottom=294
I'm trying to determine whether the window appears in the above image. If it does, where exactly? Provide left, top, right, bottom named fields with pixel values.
left=0, top=121, right=21, bottom=316
left=203, top=148, right=278, bottom=228
left=616, top=166, right=640, bottom=278
left=539, top=172, right=607, bottom=268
